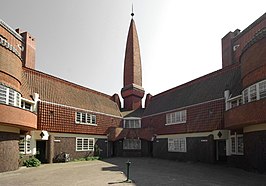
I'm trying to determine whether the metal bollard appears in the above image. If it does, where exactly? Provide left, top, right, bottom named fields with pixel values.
left=126, top=160, right=131, bottom=182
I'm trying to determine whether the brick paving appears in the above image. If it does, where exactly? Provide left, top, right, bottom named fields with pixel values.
left=0, top=157, right=265, bottom=186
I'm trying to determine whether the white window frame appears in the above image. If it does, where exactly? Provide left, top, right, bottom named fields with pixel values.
left=123, top=139, right=141, bottom=150
left=168, top=137, right=187, bottom=152
left=76, top=138, right=94, bottom=151
left=19, top=135, right=31, bottom=154
left=21, top=98, right=34, bottom=111
left=165, top=110, right=187, bottom=125
left=0, top=84, right=21, bottom=107
left=230, top=134, right=244, bottom=155
left=123, top=117, right=141, bottom=128
left=75, top=112, right=97, bottom=126
left=242, top=79, right=266, bottom=104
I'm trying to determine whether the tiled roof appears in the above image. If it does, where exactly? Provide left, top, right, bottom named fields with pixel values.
left=121, top=108, right=144, bottom=118
left=21, top=67, right=122, bottom=117
left=143, top=64, right=241, bottom=117
left=108, top=127, right=154, bottom=141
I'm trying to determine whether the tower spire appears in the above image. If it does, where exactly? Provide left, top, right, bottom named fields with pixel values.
left=131, top=4, right=134, bottom=17
left=121, top=12, right=145, bottom=110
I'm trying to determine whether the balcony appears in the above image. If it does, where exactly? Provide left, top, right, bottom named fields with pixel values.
left=0, top=104, right=37, bottom=130
left=224, top=99, right=266, bottom=129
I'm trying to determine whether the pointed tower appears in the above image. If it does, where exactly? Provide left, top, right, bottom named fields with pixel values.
left=121, top=14, right=145, bottom=110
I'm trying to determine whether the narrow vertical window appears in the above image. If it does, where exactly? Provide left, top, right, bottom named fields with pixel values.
left=0, top=85, right=7, bottom=104
left=259, top=81, right=266, bottom=99
left=249, top=85, right=257, bottom=102
left=91, top=115, right=96, bottom=124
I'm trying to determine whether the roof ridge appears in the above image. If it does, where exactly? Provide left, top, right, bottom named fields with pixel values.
left=22, top=67, right=112, bottom=99
left=152, top=63, right=240, bottom=100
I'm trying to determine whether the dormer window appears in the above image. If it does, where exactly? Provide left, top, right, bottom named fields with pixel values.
left=123, top=118, right=141, bottom=128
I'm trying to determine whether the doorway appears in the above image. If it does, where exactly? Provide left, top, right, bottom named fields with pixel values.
left=216, top=140, right=227, bottom=162
left=36, top=141, right=47, bottom=163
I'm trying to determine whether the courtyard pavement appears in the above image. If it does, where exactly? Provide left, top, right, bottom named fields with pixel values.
left=0, top=157, right=265, bottom=186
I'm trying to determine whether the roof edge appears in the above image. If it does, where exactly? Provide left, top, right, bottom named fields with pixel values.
left=152, top=63, right=240, bottom=100
left=22, top=67, right=113, bottom=99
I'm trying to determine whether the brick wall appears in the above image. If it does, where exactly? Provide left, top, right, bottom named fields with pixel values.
left=241, top=37, right=266, bottom=88
left=224, top=99, right=266, bottom=129
left=233, top=16, right=266, bottom=63
left=113, top=139, right=151, bottom=157
left=0, top=132, right=19, bottom=172
left=153, top=135, right=215, bottom=163
left=38, top=102, right=122, bottom=135
left=142, top=100, right=224, bottom=135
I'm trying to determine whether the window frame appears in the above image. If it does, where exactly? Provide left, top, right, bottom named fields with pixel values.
left=230, top=134, right=244, bottom=155
left=75, top=112, right=97, bottom=126
left=19, top=135, right=31, bottom=154
left=123, top=117, right=141, bottom=128
left=76, top=137, right=94, bottom=151
left=0, top=84, right=21, bottom=107
left=165, top=110, right=187, bottom=125
left=123, top=139, right=141, bottom=150
left=168, top=137, right=187, bottom=152
left=242, top=79, right=266, bottom=104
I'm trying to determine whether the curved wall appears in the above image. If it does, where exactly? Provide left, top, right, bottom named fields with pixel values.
left=241, top=34, right=266, bottom=89
left=0, top=104, right=37, bottom=130
left=0, top=42, right=22, bottom=91
left=224, top=99, right=266, bottom=129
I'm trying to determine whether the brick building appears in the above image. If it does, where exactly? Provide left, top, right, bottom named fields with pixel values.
left=1, top=13, right=266, bottom=173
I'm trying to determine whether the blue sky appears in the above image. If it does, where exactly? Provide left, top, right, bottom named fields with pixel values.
left=1, top=0, right=265, bottom=98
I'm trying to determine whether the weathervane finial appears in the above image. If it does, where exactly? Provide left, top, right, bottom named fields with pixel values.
left=131, top=3, right=134, bottom=17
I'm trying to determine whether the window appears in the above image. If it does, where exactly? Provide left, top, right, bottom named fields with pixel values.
left=259, top=81, right=266, bottom=99
left=242, top=79, right=266, bottom=104
left=166, top=110, right=187, bottom=125
left=0, top=84, right=20, bottom=107
left=75, top=112, right=97, bottom=125
left=0, top=85, right=7, bottom=104
left=123, top=139, right=141, bottom=150
left=21, top=101, right=32, bottom=111
left=76, top=138, right=94, bottom=151
left=168, top=138, right=187, bottom=152
left=124, top=119, right=141, bottom=128
left=230, top=134, right=243, bottom=155
left=19, top=135, right=31, bottom=154
left=249, top=85, right=257, bottom=102
left=243, top=89, right=248, bottom=104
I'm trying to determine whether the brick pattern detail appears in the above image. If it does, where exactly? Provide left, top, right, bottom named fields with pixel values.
left=0, top=132, right=19, bottom=173
left=241, top=37, right=266, bottom=88
left=22, top=68, right=121, bottom=117
left=123, top=19, right=142, bottom=87
left=0, top=47, right=22, bottom=90
left=54, top=137, right=94, bottom=161
left=142, top=100, right=224, bottom=135
left=38, top=102, right=122, bottom=135
left=233, top=17, right=266, bottom=63
left=224, top=99, right=266, bottom=129
left=0, top=25, right=23, bottom=91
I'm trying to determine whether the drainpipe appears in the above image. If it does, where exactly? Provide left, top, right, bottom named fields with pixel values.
left=224, top=90, right=230, bottom=111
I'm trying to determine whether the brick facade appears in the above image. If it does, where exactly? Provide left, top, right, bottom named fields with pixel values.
left=0, top=132, right=19, bottom=173
left=142, top=99, right=224, bottom=135
left=38, top=102, right=122, bottom=135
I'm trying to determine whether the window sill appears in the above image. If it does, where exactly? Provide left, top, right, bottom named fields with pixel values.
left=165, top=121, right=186, bottom=125
left=75, top=122, right=97, bottom=126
